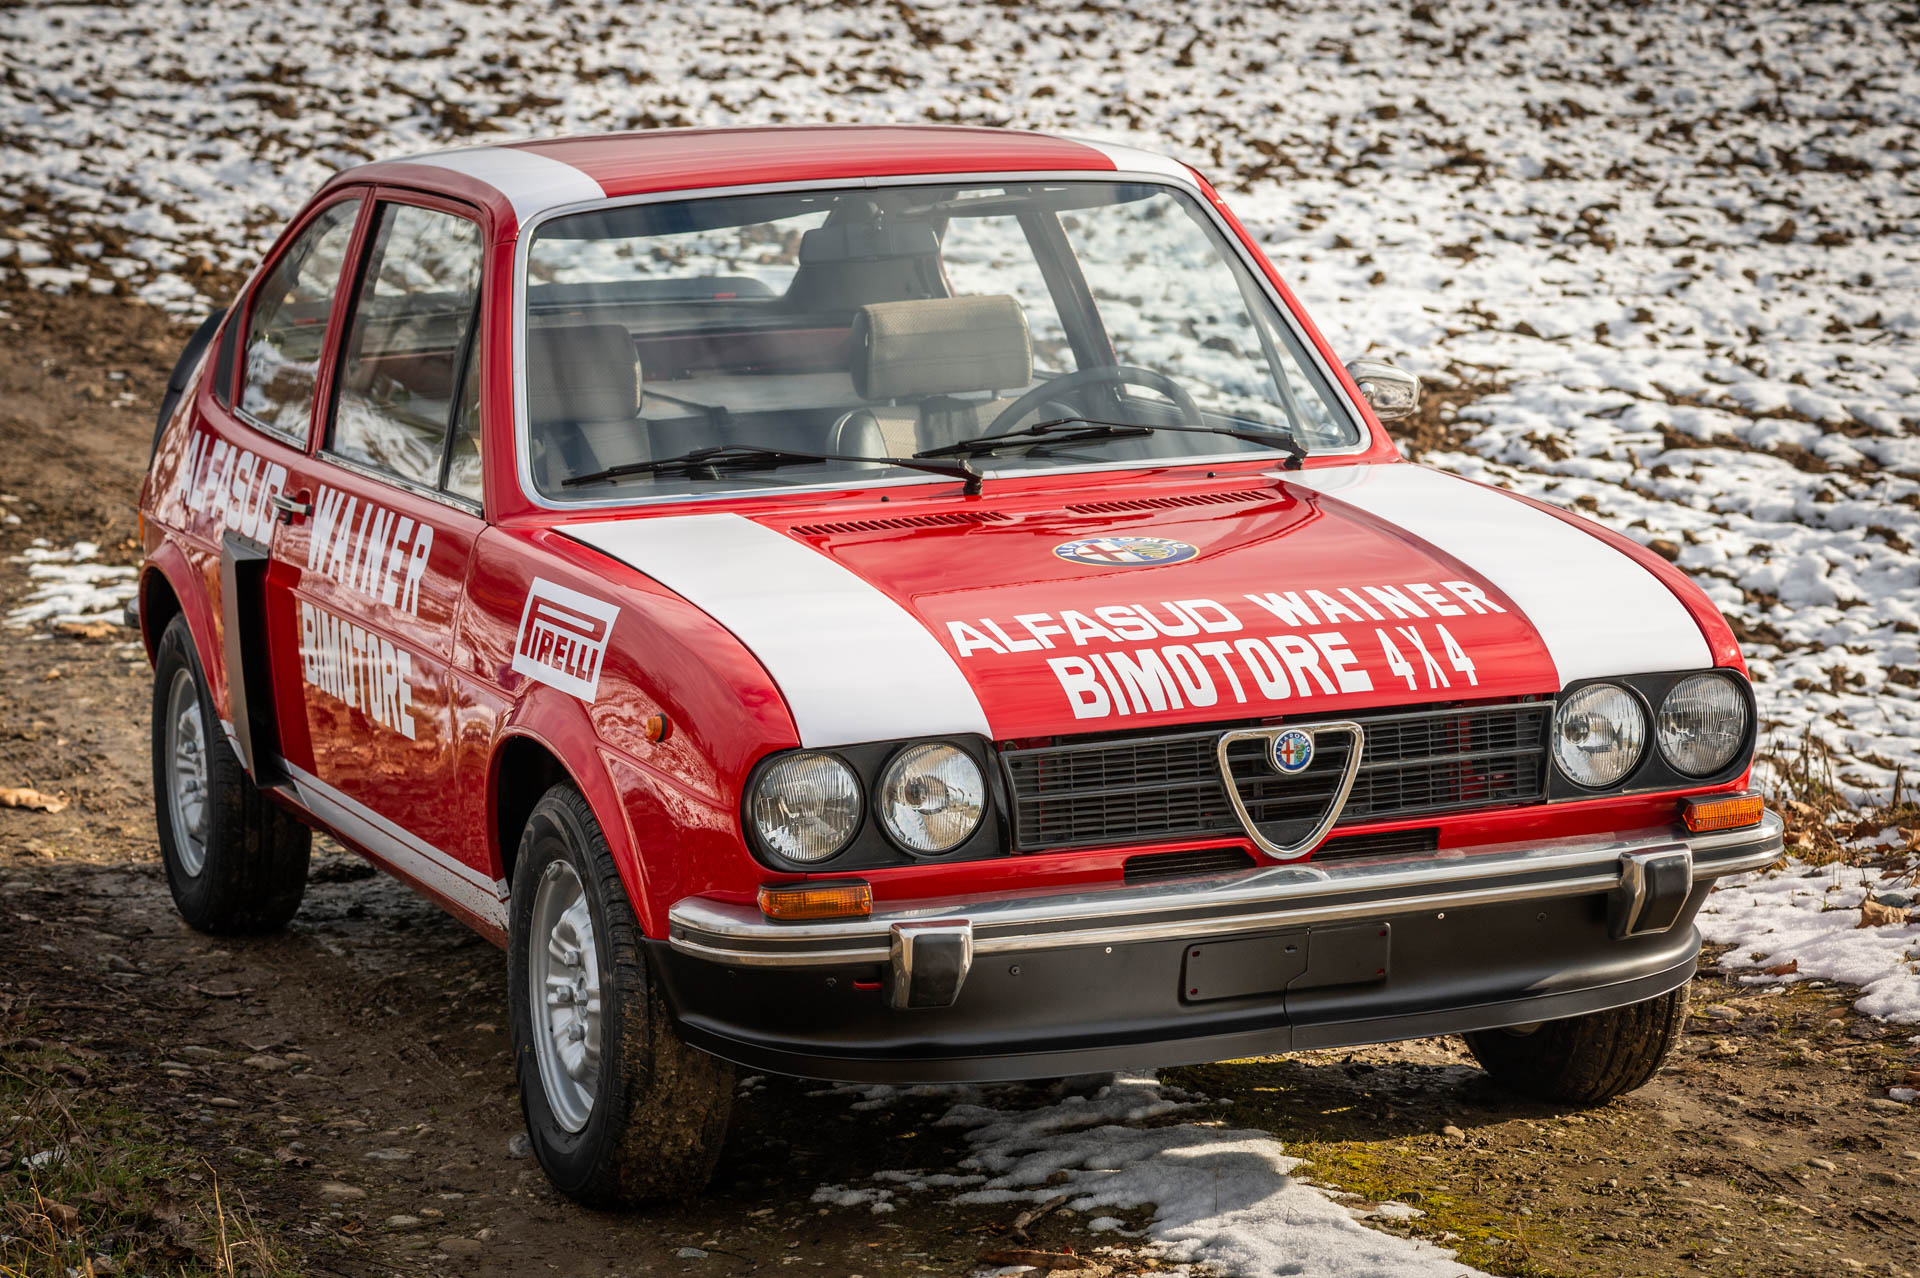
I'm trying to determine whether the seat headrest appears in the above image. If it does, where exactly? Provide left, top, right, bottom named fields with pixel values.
left=526, top=324, right=640, bottom=425
left=850, top=295, right=1032, bottom=402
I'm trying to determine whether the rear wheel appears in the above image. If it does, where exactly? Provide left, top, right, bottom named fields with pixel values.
left=152, top=613, right=309, bottom=933
left=1464, top=982, right=1689, bottom=1104
left=508, top=784, right=733, bottom=1205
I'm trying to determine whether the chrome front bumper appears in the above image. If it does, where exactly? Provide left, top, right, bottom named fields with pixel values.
left=668, top=813, right=1783, bottom=993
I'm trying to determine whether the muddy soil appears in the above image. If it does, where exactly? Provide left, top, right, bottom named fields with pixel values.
left=2, top=285, right=1917, bottom=1278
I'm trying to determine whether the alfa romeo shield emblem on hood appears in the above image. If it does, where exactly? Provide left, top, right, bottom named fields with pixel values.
left=1053, top=535, right=1200, bottom=567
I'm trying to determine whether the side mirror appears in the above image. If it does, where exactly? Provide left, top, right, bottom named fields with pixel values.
left=1345, top=358, right=1420, bottom=422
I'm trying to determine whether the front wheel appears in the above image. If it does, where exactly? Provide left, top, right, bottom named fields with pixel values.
left=1464, top=982, right=1689, bottom=1104
left=507, top=784, right=734, bottom=1205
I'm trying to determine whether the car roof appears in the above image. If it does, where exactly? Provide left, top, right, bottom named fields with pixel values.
left=330, top=125, right=1196, bottom=233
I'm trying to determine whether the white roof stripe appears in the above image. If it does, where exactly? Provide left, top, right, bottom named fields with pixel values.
left=1287, top=463, right=1710, bottom=685
left=565, top=514, right=993, bottom=748
left=1066, top=137, right=1198, bottom=184
left=402, top=146, right=604, bottom=225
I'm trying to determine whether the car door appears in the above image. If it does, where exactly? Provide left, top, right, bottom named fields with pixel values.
left=169, top=191, right=365, bottom=785
left=262, top=189, right=497, bottom=915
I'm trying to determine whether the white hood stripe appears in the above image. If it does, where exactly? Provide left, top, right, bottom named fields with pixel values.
left=566, top=514, right=992, bottom=748
left=404, top=146, right=604, bottom=224
left=1288, top=464, right=1710, bottom=685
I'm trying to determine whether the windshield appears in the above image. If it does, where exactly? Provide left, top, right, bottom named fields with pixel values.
left=521, top=181, right=1360, bottom=501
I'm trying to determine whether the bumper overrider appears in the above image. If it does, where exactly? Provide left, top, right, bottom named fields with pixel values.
left=652, top=811, right=1782, bottom=1083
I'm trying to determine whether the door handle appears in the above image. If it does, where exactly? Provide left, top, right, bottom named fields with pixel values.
left=272, top=492, right=313, bottom=524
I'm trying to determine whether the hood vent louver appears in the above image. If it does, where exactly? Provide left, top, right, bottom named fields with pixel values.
left=1064, top=490, right=1268, bottom=515
left=788, top=511, right=1013, bottom=537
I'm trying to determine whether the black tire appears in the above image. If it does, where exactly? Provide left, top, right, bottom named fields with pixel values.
left=151, top=613, right=310, bottom=933
left=1464, top=982, right=1690, bottom=1104
left=508, top=784, right=733, bottom=1205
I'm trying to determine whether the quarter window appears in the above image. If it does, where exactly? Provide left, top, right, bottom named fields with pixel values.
left=331, top=203, right=485, bottom=496
left=239, top=199, right=360, bottom=443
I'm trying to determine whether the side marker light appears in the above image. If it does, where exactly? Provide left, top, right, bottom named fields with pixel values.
left=1681, top=792, right=1764, bottom=834
left=757, top=881, right=872, bottom=922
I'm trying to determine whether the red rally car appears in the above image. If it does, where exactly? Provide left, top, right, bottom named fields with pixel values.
left=135, top=126, right=1781, bottom=1204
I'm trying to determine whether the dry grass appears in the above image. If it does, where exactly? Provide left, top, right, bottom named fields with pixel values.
left=1759, top=727, right=1920, bottom=867
left=0, top=1031, right=290, bottom=1278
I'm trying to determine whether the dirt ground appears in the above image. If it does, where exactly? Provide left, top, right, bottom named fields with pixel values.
left=2, top=285, right=1918, bottom=1278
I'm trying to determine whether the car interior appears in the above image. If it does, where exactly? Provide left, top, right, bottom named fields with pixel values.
left=514, top=181, right=1352, bottom=498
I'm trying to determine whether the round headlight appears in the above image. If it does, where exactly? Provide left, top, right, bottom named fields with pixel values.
left=748, top=752, right=862, bottom=864
left=1657, top=673, right=1749, bottom=776
left=1553, top=683, right=1647, bottom=789
left=877, top=743, right=986, bottom=856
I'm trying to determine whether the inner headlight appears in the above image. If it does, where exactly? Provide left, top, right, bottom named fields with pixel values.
left=748, top=752, right=862, bottom=864
left=877, top=743, right=985, bottom=855
left=1657, top=673, right=1749, bottom=776
left=1553, top=683, right=1647, bottom=788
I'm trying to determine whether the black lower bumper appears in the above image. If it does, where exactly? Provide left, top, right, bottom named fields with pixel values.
left=653, top=815, right=1778, bottom=1084
left=652, top=883, right=1704, bottom=1084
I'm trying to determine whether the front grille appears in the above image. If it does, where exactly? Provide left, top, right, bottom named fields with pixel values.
left=1316, top=827, right=1442, bottom=861
left=1122, top=847, right=1257, bottom=884
left=1003, top=702, right=1550, bottom=853
left=1343, top=706, right=1550, bottom=821
left=1003, top=731, right=1234, bottom=851
left=1221, top=729, right=1359, bottom=849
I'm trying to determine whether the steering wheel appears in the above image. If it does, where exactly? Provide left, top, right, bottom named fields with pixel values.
left=982, top=363, right=1204, bottom=438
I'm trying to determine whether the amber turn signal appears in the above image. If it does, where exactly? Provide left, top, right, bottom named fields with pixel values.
left=757, top=881, right=872, bottom=922
left=1681, top=792, right=1764, bottom=834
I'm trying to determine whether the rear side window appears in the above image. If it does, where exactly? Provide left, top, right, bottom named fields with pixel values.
left=330, top=203, right=485, bottom=496
left=238, top=200, right=360, bottom=444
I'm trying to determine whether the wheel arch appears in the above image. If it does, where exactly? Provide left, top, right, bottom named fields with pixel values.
left=488, top=696, right=658, bottom=933
left=138, top=547, right=226, bottom=717
left=491, top=732, right=576, bottom=892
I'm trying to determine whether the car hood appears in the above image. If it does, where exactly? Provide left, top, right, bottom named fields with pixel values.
left=562, top=462, right=1712, bottom=746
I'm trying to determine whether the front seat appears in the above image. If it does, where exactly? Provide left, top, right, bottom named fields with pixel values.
left=830, top=294, right=1033, bottom=459
left=525, top=323, right=651, bottom=486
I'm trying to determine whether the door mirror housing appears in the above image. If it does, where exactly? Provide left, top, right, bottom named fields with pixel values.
left=1345, top=358, right=1420, bottom=422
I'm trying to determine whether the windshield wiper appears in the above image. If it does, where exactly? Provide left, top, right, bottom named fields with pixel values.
left=917, top=417, right=1307, bottom=469
left=562, top=443, right=983, bottom=494
left=916, top=420, right=1151, bottom=459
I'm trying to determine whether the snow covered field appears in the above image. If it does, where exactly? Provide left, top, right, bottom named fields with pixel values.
left=4, top=2, right=1917, bottom=1273
left=6, top=0, right=1916, bottom=803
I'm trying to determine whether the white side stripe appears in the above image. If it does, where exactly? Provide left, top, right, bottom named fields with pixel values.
left=404, top=146, right=604, bottom=225
left=282, top=760, right=509, bottom=930
left=1287, top=464, right=1710, bottom=685
left=565, top=514, right=993, bottom=748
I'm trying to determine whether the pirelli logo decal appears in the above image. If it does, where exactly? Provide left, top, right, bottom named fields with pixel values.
left=513, top=578, right=619, bottom=702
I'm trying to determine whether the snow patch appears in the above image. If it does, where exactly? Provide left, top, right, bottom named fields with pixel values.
left=1698, top=860, right=1920, bottom=1023
left=827, top=1075, right=1482, bottom=1277
left=6, top=541, right=137, bottom=630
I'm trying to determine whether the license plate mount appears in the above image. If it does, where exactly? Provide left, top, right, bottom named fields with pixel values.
left=1180, top=922, right=1391, bottom=1003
